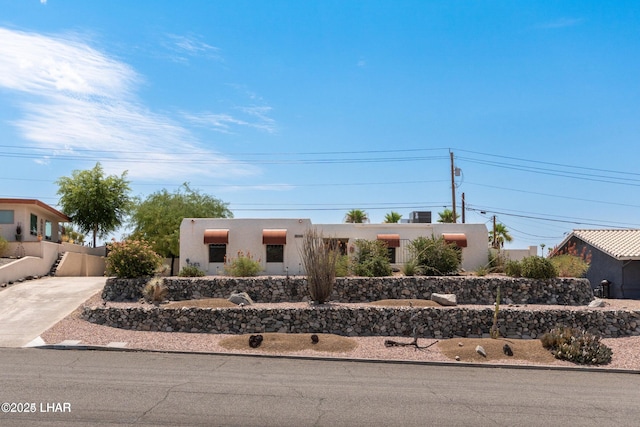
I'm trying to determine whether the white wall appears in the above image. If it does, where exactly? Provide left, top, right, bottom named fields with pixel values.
left=180, top=218, right=489, bottom=275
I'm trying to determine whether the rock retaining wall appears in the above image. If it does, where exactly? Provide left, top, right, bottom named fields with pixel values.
left=82, top=305, right=640, bottom=339
left=103, top=276, right=594, bottom=306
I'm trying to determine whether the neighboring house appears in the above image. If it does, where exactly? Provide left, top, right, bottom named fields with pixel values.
left=554, top=229, right=640, bottom=299
left=0, top=198, right=69, bottom=243
left=0, top=198, right=105, bottom=283
left=180, top=218, right=489, bottom=276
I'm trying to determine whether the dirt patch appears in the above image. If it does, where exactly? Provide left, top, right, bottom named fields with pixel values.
left=369, top=299, right=441, bottom=307
left=438, top=337, right=558, bottom=364
left=220, top=333, right=358, bottom=353
left=164, top=298, right=237, bottom=308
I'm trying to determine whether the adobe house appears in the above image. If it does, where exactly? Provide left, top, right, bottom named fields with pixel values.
left=554, top=229, right=640, bottom=299
left=179, top=218, right=488, bottom=276
left=0, top=198, right=69, bottom=243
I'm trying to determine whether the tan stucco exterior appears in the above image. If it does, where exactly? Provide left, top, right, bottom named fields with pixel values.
left=0, top=198, right=69, bottom=243
left=180, top=218, right=489, bottom=275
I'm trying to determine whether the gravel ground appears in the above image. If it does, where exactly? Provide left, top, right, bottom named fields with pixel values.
left=41, top=293, right=640, bottom=371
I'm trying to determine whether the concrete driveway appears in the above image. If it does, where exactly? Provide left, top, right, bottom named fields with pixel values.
left=0, top=276, right=106, bottom=347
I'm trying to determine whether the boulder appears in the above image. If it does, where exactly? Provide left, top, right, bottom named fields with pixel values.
left=431, top=293, right=457, bottom=306
left=588, top=298, right=607, bottom=308
left=503, top=344, right=513, bottom=356
left=228, top=292, right=254, bottom=306
left=475, top=345, right=487, bottom=357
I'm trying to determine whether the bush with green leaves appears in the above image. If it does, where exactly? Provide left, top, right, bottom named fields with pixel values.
left=504, top=259, right=522, bottom=277
left=224, top=251, right=262, bottom=277
left=0, top=236, right=8, bottom=257
left=541, top=326, right=612, bottom=365
left=407, top=236, right=461, bottom=276
left=519, top=256, right=557, bottom=279
left=178, top=262, right=206, bottom=277
left=335, top=255, right=351, bottom=277
left=352, top=239, right=392, bottom=277
left=550, top=254, right=590, bottom=278
left=106, top=239, right=163, bottom=278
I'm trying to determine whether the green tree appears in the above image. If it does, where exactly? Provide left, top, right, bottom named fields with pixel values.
left=344, top=209, right=369, bottom=223
left=383, top=211, right=402, bottom=223
left=129, top=183, right=232, bottom=275
left=437, top=208, right=459, bottom=223
left=56, top=163, right=133, bottom=248
left=489, top=223, right=513, bottom=248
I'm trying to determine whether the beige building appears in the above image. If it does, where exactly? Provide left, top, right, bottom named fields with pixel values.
left=180, top=218, right=489, bottom=275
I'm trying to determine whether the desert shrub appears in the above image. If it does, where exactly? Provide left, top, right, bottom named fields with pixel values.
left=142, top=277, right=168, bottom=303
left=504, top=259, right=522, bottom=277
left=407, top=236, right=461, bottom=276
left=335, top=255, right=351, bottom=277
left=300, top=228, right=339, bottom=304
left=475, top=265, right=489, bottom=277
left=541, top=326, right=612, bottom=365
left=224, top=251, right=262, bottom=277
left=178, top=262, right=206, bottom=277
left=106, top=239, right=163, bottom=278
left=488, top=250, right=509, bottom=273
left=519, top=256, right=557, bottom=279
left=402, top=259, right=418, bottom=276
left=550, top=254, right=590, bottom=277
left=0, top=236, right=8, bottom=256
left=352, top=239, right=392, bottom=277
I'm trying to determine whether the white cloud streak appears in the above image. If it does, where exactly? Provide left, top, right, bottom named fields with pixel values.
left=0, top=27, right=258, bottom=180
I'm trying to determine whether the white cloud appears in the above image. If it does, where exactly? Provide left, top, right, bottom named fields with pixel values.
left=163, top=33, right=222, bottom=63
left=0, top=27, right=258, bottom=180
left=185, top=105, right=277, bottom=135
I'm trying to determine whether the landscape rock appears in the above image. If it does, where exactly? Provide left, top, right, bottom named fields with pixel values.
left=475, top=345, right=487, bottom=357
left=503, top=344, right=513, bottom=356
left=431, top=293, right=457, bottom=306
left=229, top=292, right=254, bottom=306
left=589, top=299, right=607, bottom=308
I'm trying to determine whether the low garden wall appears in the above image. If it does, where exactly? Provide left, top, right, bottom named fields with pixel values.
left=103, top=276, right=594, bottom=306
left=82, top=305, right=640, bottom=339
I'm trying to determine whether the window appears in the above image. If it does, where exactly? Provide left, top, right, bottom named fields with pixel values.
left=45, top=220, right=52, bottom=241
left=30, top=214, right=38, bottom=235
left=387, top=247, right=396, bottom=263
left=0, top=210, right=14, bottom=224
left=266, top=244, right=284, bottom=263
left=209, top=244, right=226, bottom=263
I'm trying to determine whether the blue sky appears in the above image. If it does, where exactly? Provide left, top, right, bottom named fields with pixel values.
left=1, top=1, right=639, bottom=251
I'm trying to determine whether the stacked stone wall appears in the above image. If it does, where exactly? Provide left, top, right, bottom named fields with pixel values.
left=103, top=276, right=593, bottom=306
left=82, top=305, right=640, bottom=339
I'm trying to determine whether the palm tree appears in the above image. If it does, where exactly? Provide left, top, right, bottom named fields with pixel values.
left=489, top=223, right=513, bottom=248
left=437, top=208, right=459, bottom=223
left=344, top=209, right=369, bottom=223
left=383, top=211, right=402, bottom=223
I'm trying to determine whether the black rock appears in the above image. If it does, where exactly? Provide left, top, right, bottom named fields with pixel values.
left=503, top=344, right=513, bottom=356
left=311, top=334, right=319, bottom=344
left=249, top=334, right=263, bottom=348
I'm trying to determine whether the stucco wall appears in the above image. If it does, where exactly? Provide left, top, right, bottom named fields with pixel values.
left=56, top=252, right=106, bottom=277
left=179, top=218, right=489, bottom=276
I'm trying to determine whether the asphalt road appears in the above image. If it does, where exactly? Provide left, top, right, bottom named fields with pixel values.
left=0, top=348, right=639, bottom=426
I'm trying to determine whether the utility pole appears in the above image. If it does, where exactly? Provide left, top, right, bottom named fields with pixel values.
left=461, top=192, right=466, bottom=223
left=450, top=151, right=456, bottom=223
left=492, top=215, right=497, bottom=249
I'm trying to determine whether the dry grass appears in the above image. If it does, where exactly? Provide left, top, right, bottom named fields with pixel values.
left=164, top=298, right=238, bottom=308
left=438, top=337, right=559, bottom=364
left=220, top=333, right=358, bottom=353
